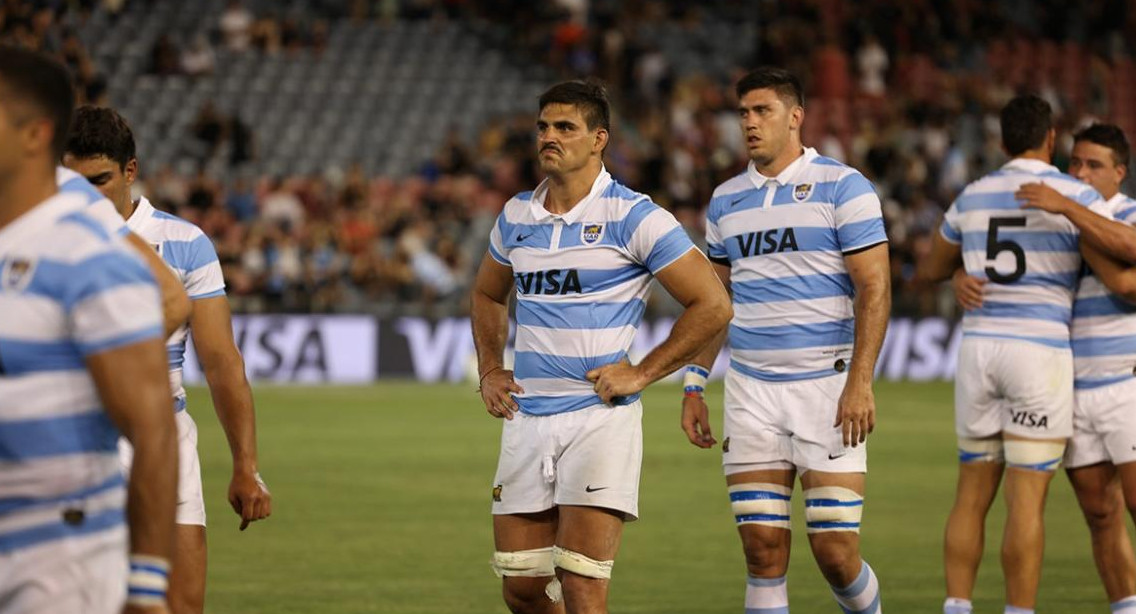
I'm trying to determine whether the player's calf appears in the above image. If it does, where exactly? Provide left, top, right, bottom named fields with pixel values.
left=803, top=487, right=881, bottom=613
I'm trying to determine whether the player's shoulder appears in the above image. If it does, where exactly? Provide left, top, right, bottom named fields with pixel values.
left=500, top=189, right=537, bottom=221
left=147, top=206, right=208, bottom=242
left=707, top=170, right=752, bottom=221
left=598, top=177, right=657, bottom=221
left=805, top=153, right=863, bottom=181
left=1114, top=193, right=1136, bottom=224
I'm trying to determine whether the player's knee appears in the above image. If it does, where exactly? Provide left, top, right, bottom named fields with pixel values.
left=551, top=546, right=613, bottom=580
left=809, top=531, right=860, bottom=578
left=1077, top=488, right=1125, bottom=533
left=1003, top=439, right=1065, bottom=472
left=958, top=437, right=1004, bottom=464
left=502, top=579, right=558, bottom=614
left=493, top=548, right=561, bottom=612
left=739, top=525, right=790, bottom=576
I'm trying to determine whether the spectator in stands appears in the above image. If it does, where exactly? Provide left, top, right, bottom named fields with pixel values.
left=181, top=34, right=216, bottom=77
left=220, top=0, right=253, bottom=51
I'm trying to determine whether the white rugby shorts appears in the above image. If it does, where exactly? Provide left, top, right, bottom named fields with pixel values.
left=955, top=336, right=1073, bottom=440
left=491, top=401, right=643, bottom=520
left=722, top=369, right=867, bottom=474
left=1067, top=377, right=1136, bottom=468
left=0, top=525, right=127, bottom=614
left=119, top=410, right=206, bottom=526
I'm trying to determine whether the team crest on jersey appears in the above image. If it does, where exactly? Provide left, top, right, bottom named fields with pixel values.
left=793, top=183, right=814, bottom=202
left=581, top=223, right=604, bottom=244
left=1, top=257, right=35, bottom=291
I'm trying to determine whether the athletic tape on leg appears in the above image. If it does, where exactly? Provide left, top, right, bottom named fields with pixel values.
left=804, top=486, right=863, bottom=533
left=551, top=546, right=613, bottom=579
left=490, top=547, right=554, bottom=578
left=730, top=483, right=792, bottom=529
left=957, top=437, right=1004, bottom=463
left=1004, top=440, right=1065, bottom=472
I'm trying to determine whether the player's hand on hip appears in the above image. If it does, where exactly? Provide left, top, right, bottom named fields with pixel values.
left=835, top=378, right=876, bottom=447
left=681, top=395, right=716, bottom=448
left=586, top=362, right=646, bottom=405
left=1016, top=182, right=1071, bottom=214
left=479, top=368, right=524, bottom=420
left=951, top=269, right=986, bottom=311
left=229, top=470, right=272, bottom=531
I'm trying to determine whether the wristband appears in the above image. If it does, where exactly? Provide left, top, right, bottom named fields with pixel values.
left=683, top=365, right=710, bottom=395
left=127, top=554, right=170, bottom=607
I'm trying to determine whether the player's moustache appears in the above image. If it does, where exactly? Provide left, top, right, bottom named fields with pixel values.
left=541, top=144, right=561, bottom=153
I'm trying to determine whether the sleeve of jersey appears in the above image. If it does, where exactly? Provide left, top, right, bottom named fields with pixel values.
left=86, top=198, right=129, bottom=237
left=833, top=172, right=888, bottom=253
left=179, top=233, right=226, bottom=300
left=65, top=248, right=163, bottom=356
left=939, top=201, right=962, bottom=244
left=625, top=200, right=696, bottom=274
left=1119, top=200, right=1136, bottom=225
left=487, top=212, right=511, bottom=266
left=705, top=213, right=728, bottom=264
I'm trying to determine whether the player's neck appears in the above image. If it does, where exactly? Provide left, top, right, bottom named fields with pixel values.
left=754, top=143, right=804, bottom=179
left=0, top=165, right=56, bottom=232
left=544, top=161, right=602, bottom=215
left=119, top=198, right=139, bottom=220
left=1013, top=149, right=1051, bottom=164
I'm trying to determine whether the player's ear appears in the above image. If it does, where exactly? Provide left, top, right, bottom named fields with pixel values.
left=21, top=115, right=54, bottom=157
left=124, top=158, right=138, bottom=186
left=593, top=127, right=608, bottom=154
left=789, top=104, right=804, bottom=131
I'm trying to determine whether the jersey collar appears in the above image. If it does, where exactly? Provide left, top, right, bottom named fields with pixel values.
left=747, top=147, right=817, bottom=190
left=1001, top=157, right=1058, bottom=175
left=0, top=191, right=85, bottom=254
left=529, top=166, right=613, bottom=224
left=125, top=195, right=156, bottom=232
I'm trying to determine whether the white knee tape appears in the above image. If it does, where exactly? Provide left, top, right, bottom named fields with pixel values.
left=804, top=486, right=863, bottom=534
left=490, top=547, right=555, bottom=578
left=1004, top=440, right=1065, bottom=472
left=551, top=546, right=613, bottom=580
left=958, top=437, right=1004, bottom=463
left=729, top=483, right=791, bottom=529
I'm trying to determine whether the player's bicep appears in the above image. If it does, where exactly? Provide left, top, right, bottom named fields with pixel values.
left=654, top=249, right=729, bottom=309
left=843, top=242, right=890, bottom=293
left=473, top=252, right=514, bottom=305
left=916, top=231, right=963, bottom=284
left=86, top=338, right=174, bottom=442
left=188, top=295, right=240, bottom=365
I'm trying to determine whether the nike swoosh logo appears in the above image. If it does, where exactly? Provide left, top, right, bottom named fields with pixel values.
left=516, top=233, right=531, bottom=242
left=828, top=452, right=846, bottom=460
left=584, top=485, right=608, bottom=493
left=729, top=197, right=745, bottom=207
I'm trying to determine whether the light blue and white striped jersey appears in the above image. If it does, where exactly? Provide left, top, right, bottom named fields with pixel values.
left=1072, top=193, right=1136, bottom=389
left=706, top=147, right=887, bottom=381
left=488, top=168, right=696, bottom=416
left=56, top=166, right=128, bottom=237
left=940, top=158, right=1108, bottom=348
left=126, top=196, right=225, bottom=410
left=0, top=190, right=162, bottom=554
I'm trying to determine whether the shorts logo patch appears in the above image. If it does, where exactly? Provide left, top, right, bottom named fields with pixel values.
left=582, top=223, right=604, bottom=245
left=722, top=437, right=730, bottom=453
left=834, top=359, right=847, bottom=373
left=1, top=257, right=35, bottom=292
left=492, top=484, right=503, bottom=502
left=793, top=183, right=814, bottom=202
left=1009, top=409, right=1048, bottom=429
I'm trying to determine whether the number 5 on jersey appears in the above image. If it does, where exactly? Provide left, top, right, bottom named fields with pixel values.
left=985, top=217, right=1027, bottom=284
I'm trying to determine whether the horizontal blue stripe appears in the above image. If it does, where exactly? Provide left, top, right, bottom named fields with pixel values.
left=0, top=411, right=119, bottom=461
left=683, top=385, right=704, bottom=393
left=730, top=490, right=791, bottom=502
left=730, top=319, right=854, bottom=351
left=499, top=220, right=553, bottom=251
left=805, top=498, right=863, bottom=508
left=0, top=339, right=83, bottom=374
left=959, top=450, right=992, bottom=462
left=557, top=221, right=624, bottom=249
left=839, top=593, right=881, bottom=614
left=644, top=227, right=694, bottom=273
left=0, top=506, right=124, bottom=554
left=962, top=331, right=1070, bottom=349
left=78, top=325, right=163, bottom=356
left=128, top=587, right=167, bottom=597
left=516, top=299, right=646, bottom=330
left=1117, top=205, right=1136, bottom=222
left=731, top=360, right=842, bottom=382
left=1072, top=334, right=1136, bottom=357
left=838, top=218, right=887, bottom=252
left=129, top=563, right=170, bottom=577
left=162, top=236, right=220, bottom=273
left=24, top=252, right=155, bottom=311
left=686, top=365, right=710, bottom=378
left=173, top=396, right=187, bottom=412
left=60, top=174, right=106, bottom=204
left=1075, top=373, right=1135, bottom=390
left=620, top=199, right=662, bottom=244
left=514, top=350, right=627, bottom=382
left=736, top=513, right=791, bottom=522
left=513, top=190, right=535, bottom=202
left=807, top=521, right=861, bottom=529
left=1074, top=294, right=1136, bottom=318
left=1014, top=271, right=1080, bottom=289
left=710, top=186, right=766, bottom=220
left=60, top=211, right=111, bottom=241
left=746, top=575, right=787, bottom=588
left=732, top=273, right=852, bottom=304
left=960, top=230, right=1078, bottom=253
left=167, top=345, right=186, bottom=370
left=723, top=226, right=839, bottom=261
left=955, top=192, right=1031, bottom=213
left=707, top=240, right=727, bottom=259
left=514, top=265, right=649, bottom=296
left=941, top=222, right=962, bottom=243
left=833, top=563, right=872, bottom=598
left=970, top=301, right=1071, bottom=323
left=190, top=288, right=226, bottom=300
left=747, top=606, right=790, bottom=614
left=517, top=392, right=639, bottom=416
left=487, top=243, right=510, bottom=265
left=0, top=472, right=124, bottom=515
left=1008, top=458, right=1061, bottom=471
left=1111, top=597, right=1136, bottom=612
left=834, top=173, right=877, bottom=207
left=814, top=155, right=847, bottom=167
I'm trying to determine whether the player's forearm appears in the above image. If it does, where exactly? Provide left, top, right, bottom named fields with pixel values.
left=848, top=279, right=890, bottom=384
left=1083, top=241, right=1136, bottom=303
left=203, top=352, right=259, bottom=471
left=914, top=256, right=956, bottom=286
left=637, top=293, right=732, bottom=383
left=471, top=289, right=510, bottom=376
left=689, top=325, right=728, bottom=370
left=1067, top=206, right=1136, bottom=263
left=118, top=381, right=178, bottom=560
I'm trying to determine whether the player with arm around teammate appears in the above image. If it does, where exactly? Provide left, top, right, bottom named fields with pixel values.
left=952, top=123, right=1136, bottom=613
left=471, top=80, right=732, bottom=614
left=0, top=45, right=177, bottom=614
left=681, top=67, right=890, bottom=614
left=63, top=106, right=271, bottom=614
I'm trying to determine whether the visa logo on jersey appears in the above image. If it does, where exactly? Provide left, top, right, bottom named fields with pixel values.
left=735, top=227, right=799, bottom=258
left=516, top=269, right=582, bottom=295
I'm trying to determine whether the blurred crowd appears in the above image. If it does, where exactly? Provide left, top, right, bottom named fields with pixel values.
left=5, top=0, right=1136, bottom=317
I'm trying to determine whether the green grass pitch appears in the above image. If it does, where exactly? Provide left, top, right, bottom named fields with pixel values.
left=189, top=381, right=1109, bottom=613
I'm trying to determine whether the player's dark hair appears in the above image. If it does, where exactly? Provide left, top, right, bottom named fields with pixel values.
left=65, top=105, right=137, bottom=170
left=538, top=80, right=611, bottom=132
left=0, top=45, right=74, bottom=160
left=1073, top=123, right=1130, bottom=168
left=1000, top=94, right=1052, bottom=157
left=736, top=67, right=804, bottom=108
